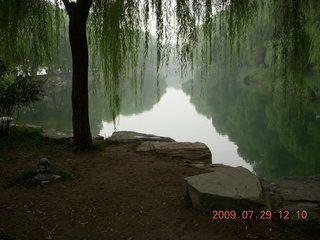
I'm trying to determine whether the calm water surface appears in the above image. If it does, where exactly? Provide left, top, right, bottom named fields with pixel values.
left=19, top=71, right=320, bottom=180
left=100, top=88, right=253, bottom=170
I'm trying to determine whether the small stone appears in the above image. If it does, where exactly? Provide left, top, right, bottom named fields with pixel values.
left=93, top=135, right=104, bottom=140
left=34, top=173, right=61, bottom=184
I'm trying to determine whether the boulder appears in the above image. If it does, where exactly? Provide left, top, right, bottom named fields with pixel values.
left=107, top=131, right=174, bottom=143
left=271, top=175, right=320, bottom=202
left=263, top=175, right=320, bottom=232
left=185, top=164, right=320, bottom=231
left=261, top=175, right=320, bottom=211
left=136, top=141, right=212, bottom=163
left=277, top=204, right=320, bottom=232
left=185, top=166, right=264, bottom=211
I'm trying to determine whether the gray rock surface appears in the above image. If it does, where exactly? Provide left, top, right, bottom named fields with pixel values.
left=185, top=166, right=264, bottom=211
left=34, top=173, right=61, bottom=184
left=136, top=141, right=212, bottom=163
left=185, top=167, right=320, bottom=231
left=262, top=175, right=320, bottom=232
left=271, top=175, right=320, bottom=202
left=277, top=204, right=320, bottom=232
left=107, top=131, right=174, bottom=143
left=42, top=130, right=73, bottom=139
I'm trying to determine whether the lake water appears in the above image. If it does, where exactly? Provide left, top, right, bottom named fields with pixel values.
left=19, top=70, right=320, bottom=180
left=100, top=88, right=253, bottom=171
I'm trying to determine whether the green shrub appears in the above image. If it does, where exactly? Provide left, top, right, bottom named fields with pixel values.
left=0, top=60, right=44, bottom=136
left=7, top=169, right=72, bottom=187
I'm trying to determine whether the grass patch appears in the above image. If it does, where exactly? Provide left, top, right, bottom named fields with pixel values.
left=6, top=168, right=72, bottom=188
left=1, top=126, right=123, bottom=153
left=91, top=138, right=121, bottom=151
left=6, top=169, right=38, bottom=187
left=0, top=126, right=69, bottom=155
left=92, top=139, right=108, bottom=150
left=51, top=169, right=72, bottom=180
left=103, top=139, right=121, bottom=146
left=12, top=169, right=38, bottom=182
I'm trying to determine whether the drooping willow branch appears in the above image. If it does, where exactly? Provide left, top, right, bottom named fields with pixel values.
left=0, top=0, right=318, bottom=119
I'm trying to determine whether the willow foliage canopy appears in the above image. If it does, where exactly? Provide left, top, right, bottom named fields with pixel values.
left=0, top=0, right=318, bottom=148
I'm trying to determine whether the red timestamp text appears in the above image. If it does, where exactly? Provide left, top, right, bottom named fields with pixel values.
left=211, top=210, right=308, bottom=220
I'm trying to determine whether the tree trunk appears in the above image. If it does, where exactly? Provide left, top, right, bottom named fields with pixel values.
left=63, top=0, right=93, bottom=149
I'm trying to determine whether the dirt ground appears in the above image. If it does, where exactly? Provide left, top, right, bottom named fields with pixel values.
left=0, top=142, right=319, bottom=240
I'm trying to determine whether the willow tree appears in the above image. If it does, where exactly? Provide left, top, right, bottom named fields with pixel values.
left=1, top=0, right=317, bottom=149
left=60, top=0, right=93, bottom=149
left=62, top=0, right=320, bottom=149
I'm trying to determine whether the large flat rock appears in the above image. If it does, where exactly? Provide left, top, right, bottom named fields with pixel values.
left=271, top=175, right=320, bottom=202
left=42, top=130, right=72, bottom=139
left=277, top=204, right=320, bottom=232
left=262, top=175, right=320, bottom=232
left=136, top=141, right=212, bottom=163
left=107, top=131, right=174, bottom=143
left=185, top=166, right=264, bottom=211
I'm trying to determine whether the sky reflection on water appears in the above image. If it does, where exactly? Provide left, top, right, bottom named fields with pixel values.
left=100, top=88, right=253, bottom=171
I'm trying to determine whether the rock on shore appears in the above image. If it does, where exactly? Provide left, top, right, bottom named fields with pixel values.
left=106, top=131, right=212, bottom=163
left=185, top=166, right=264, bottom=211
left=262, top=175, right=320, bottom=231
left=185, top=166, right=320, bottom=232
left=136, top=141, right=212, bottom=163
left=107, top=131, right=174, bottom=143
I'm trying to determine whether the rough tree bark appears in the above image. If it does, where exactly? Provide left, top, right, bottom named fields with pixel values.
left=62, top=0, right=93, bottom=149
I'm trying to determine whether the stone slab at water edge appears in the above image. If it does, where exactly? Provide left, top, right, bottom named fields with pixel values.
left=106, top=131, right=174, bottom=143
left=136, top=141, right=212, bottom=163
left=261, top=174, right=320, bottom=231
left=185, top=166, right=320, bottom=231
left=106, top=131, right=212, bottom=163
left=185, top=166, right=264, bottom=211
